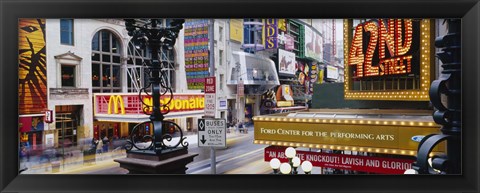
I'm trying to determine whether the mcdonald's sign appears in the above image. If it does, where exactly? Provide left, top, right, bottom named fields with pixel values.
left=108, top=95, right=125, bottom=114
left=95, top=93, right=205, bottom=115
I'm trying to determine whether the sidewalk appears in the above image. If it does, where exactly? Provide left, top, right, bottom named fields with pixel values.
left=20, top=149, right=126, bottom=174
left=21, top=126, right=253, bottom=174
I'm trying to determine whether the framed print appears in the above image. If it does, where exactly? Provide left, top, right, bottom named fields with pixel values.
left=1, top=0, right=479, bottom=193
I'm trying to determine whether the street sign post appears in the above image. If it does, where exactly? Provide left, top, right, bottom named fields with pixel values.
left=204, top=77, right=216, bottom=117
left=198, top=118, right=226, bottom=174
left=198, top=118, right=226, bottom=148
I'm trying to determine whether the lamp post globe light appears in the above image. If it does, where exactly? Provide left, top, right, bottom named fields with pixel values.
left=301, top=160, right=313, bottom=174
left=404, top=169, right=419, bottom=174
left=285, top=147, right=296, bottom=158
left=292, top=157, right=301, bottom=174
left=280, top=163, right=292, bottom=174
left=269, top=158, right=281, bottom=174
left=269, top=147, right=313, bottom=174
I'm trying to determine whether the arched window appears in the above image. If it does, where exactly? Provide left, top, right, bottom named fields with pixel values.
left=91, top=30, right=122, bottom=93
left=126, top=40, right=150, bottom=93
left=126, top=39, right=176, bottom=93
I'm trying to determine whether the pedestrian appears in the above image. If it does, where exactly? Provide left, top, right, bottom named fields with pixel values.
left=102, top=136, right=109, bottom=153
left=96, top=139, right=103, bottom=154
left=238, top=121, right=244, bottom=133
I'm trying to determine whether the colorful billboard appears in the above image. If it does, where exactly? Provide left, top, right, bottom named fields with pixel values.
left=229, top=19, right=243, bottom=43
left=184, top=19, right=210, bottom=90
left=18, top=19, right=47, bottom=114
left=304, top=25, right=323, bottom=62
left=264, top=19, right=278, bottom=49
left=278, top=49, right=296, bottom=76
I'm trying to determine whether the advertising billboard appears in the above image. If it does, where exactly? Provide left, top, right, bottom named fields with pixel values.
left=304, top=25, right=323, bottom=62
left=184, top=19, right=210, bottom=90
left=278, top=49, right=296, bottom=76
left=229, top=19, right=243, bottom=43
left=19, top=19, right=47, bottom=114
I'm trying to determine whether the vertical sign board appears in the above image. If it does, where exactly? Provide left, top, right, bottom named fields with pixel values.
left=198, top=118, right=227, bottom=147
left=264, top=19, right=278, bottom=49
left=204, top=77, right=216, bottom=117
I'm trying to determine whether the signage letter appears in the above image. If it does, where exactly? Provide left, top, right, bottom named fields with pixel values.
left=108, top=95, right=126, bottom=114
left=349, top=24, right=365, bottom=77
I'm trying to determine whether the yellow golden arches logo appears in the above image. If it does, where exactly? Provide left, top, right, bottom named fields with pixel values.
left=108, top=95, right=125, bottom=114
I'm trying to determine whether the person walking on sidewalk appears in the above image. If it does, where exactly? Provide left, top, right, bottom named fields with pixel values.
left=102, top=136, right=109, bottom=153
left=96, top=139, right=103, bottom=154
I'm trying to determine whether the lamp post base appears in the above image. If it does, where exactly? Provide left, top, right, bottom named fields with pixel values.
left=114, top=148, right=198, bottom=174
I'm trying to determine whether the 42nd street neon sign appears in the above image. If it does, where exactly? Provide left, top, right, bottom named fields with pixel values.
left=349, top=19, right=416, bottom=78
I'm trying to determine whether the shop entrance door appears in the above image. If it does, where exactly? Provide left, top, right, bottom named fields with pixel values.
left=55, top=105, right=81, bottom=155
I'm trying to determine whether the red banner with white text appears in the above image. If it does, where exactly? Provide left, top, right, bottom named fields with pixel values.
left=264, top=146, right=415, bottom=174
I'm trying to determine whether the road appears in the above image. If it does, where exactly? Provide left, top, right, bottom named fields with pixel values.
left=52, top=126, right=274, bottom=174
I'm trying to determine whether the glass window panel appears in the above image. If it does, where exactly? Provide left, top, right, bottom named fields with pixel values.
left=92, top=33, right=99, bottom=51
left=112, top=36, right=119, bottom=53
left=61, top=31, right=71, bottom=45
left=113, top=56, right=120, bottom=63
left=102, top=55, right=111, bottom=62
left=92, top=53, right=100, bottom=61
left=112, top=65, right=121, bottom=87
left=61, top=65, right=75, bottom=87
left=101, top=31, right=110, bottom=52
left=60, top=19, right=73, bottom=45
left=92, top=64, right=100, bottom=87
left=102, top=65, right=111, bottom=87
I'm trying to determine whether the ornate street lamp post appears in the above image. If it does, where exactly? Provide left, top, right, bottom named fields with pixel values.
left=122, top=19, right=188, bottom=155
left=413, top=19, right=461, bottom=174
left=115, top=19, right=197, bottom=174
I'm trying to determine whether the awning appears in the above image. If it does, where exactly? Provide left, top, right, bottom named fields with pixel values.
left=94, top=110, right=204, bottom=123
left=228, top=52, right=280, bottom=95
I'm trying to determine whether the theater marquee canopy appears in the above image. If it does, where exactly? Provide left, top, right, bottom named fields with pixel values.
left=343, top=19, right=435, bottom=101
left=253, top=109, right=444, bottom=156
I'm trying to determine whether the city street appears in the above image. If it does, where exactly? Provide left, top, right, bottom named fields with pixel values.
left=21, top=125, right=275, bottom=174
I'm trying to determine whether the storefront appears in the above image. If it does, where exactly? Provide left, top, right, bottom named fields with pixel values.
left=93, top=93, right=205, bottom=140
left=55, top=105, right=82, bottom=148
left=19, top=116, right=45, bottom=151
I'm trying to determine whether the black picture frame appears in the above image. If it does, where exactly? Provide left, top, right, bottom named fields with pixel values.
left=1, top=0, right=478, bottom=192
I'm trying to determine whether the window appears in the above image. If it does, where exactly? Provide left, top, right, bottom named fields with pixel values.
left=60, top=19, right=74, bottom=45
left=91, top=30, right=122, bottom=93
left=220, top=74, right=224, bottom=90
left=127, top=40, right=176, bottom=93
left=219, top=26, right=224, bottom=42
left=219, top=50, right=223, bottom=66
left=243, top=19, right=264, bottom=53
left=287, top=20, right=301, bottom=56
left=61, top=65, right=75, bottom=87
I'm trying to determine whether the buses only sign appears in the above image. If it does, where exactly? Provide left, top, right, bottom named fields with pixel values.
left=198, top=118, right=226, bottom=148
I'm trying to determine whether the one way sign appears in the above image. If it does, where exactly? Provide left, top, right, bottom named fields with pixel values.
left=198, top=118, right=226, bottom=148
